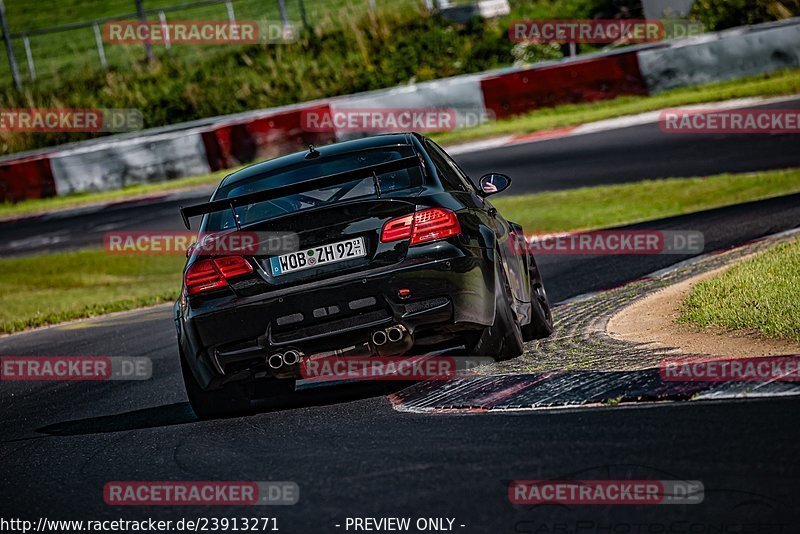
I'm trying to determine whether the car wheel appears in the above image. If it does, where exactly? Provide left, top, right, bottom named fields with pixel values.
left=522, top=282, right=554, bottom=340
left=472, top=266, right=525, bottom=361
left=180, top=348, right=252, bottom=419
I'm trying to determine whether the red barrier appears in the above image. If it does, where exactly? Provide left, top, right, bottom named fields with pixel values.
left=202, top=104, right=336, bottom=171
left=481, top=53, right=648, bottom=119
left=0, top=154, right=57, bottom=202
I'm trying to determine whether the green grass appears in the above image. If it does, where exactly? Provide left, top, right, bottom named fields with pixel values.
left=0, top=168, right=234, bottom=220
left=492, top=168, right=800, bottom=232
left=0, top=249, right=185, bottom=334
left=4, top=0, right=383, bottom=32
left=1, top=0, right=417, bottom=81
left=679, top=238, right=800, bottom=342
left=3, top=167, right=800, bottom=334
left=432, top=68, right=800, bottom=146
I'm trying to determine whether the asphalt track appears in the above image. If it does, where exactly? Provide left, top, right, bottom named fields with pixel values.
left=1, top=98, right=799, bottom=257
left=1, top=103, right=800, bottom=530
left=455, top=98, right=800, bottom=193
left=2, top=192, right=800, bottom=529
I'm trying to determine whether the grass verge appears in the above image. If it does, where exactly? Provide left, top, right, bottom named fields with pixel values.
left=3, top=167, right=800, bottom=335
left=432, top=68, right=800, bottom=146
left=679, top=238, right=800, bottom=342
left=0, top=250, right=185, bottom=335
left=492, top=168, right=800, bottom=232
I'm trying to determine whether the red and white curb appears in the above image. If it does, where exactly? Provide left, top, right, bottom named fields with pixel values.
left=389, top=227, right=800, bottom=414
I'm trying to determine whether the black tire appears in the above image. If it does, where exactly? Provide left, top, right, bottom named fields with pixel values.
left=180, top=349, right=252, bottom=419
left=522, top=282, right=554, bottom=341
left=472, top=266, right=525, bottom=361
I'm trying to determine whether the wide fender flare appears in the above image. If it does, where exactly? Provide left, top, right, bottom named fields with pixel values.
left=477, top=224, right=507, bottom=321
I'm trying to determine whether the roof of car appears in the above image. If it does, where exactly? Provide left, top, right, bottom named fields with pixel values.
left=219, top=133, right=420, bottom=188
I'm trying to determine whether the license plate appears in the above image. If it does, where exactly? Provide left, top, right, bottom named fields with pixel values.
left=269, top=237, right=366, bottom=276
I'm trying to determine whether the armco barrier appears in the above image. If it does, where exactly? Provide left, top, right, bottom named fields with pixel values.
left=330, top=73, right=488, bottom=139
left=638, top=21, right=800, bottom=93
left=49, top=131, right=211, bottom=195
left=481, top=52, right=648, bottom=119
left=0, top=154, right=56, bottom=202
left=202, top=104, right=335, bottom=171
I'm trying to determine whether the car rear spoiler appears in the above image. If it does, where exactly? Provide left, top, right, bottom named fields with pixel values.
left=180, top=155, right=422, bottom=229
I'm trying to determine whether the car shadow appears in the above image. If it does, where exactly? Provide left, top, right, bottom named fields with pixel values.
left=35, top=381, right=410, bottom=437
left=36, top=402, right=197, bottom=436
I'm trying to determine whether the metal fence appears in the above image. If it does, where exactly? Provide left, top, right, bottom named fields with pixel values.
left=0, top=0, right=438, bottom=88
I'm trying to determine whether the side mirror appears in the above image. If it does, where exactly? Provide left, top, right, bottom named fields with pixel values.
left=479, top=173, right=511, bottom=196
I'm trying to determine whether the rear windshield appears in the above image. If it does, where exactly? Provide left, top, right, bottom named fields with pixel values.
left=204, top=146, right=423, bottom=231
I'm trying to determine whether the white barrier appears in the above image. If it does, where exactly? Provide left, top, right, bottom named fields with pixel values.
left=35, top=71, right=492, bottom=195
left=329, top=73, right=489, bottom=141
left=49, top=130, right=210, bottom=195
left=638, top=21, right=800, bottom=93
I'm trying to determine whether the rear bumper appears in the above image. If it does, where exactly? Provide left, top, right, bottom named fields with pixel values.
left=176, top=242, right=495, bottom=390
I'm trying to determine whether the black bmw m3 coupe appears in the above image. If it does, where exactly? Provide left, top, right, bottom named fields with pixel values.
left=176, top=132, right=553, bottom=417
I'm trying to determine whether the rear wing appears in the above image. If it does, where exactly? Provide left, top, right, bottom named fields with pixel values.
left=180, top=155, right=422, bottom=229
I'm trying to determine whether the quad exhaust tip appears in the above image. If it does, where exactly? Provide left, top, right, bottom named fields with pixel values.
left=372, top=325, right=407, bottom=346
left=268, top=348, right=303, bottom=369
left=372, top=330, right=388, bottom=346
left=268, top=353, right=284, bottom=369
left=387, top=325, right=404, bottom=343
left=283, top=349, right=301, bottom=366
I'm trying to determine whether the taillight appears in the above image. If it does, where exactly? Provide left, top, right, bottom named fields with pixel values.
left=381, top=214, right=414, bottom=242
left=381, top=208, right=461, bottom=245
left=213, top=256, right=254, bottom=278
left=410, top=207, right=461, bottom=245
left=185, top=256, right=253, bottom=296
